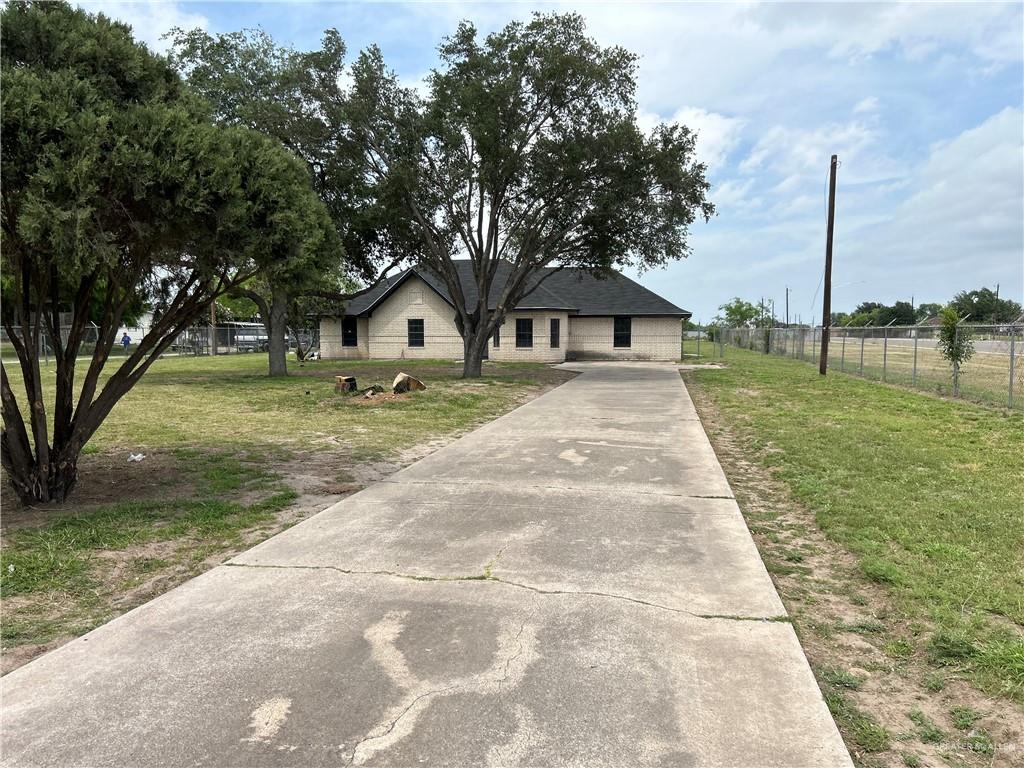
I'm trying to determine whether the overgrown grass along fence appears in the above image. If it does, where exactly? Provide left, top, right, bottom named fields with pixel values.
left=707, top=325, right=1023, bottom=411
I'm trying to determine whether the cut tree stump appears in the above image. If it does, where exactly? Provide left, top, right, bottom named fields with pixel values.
left=392, top=372, right=427, bottom=394
left=335, top=376, right=357, bottom=393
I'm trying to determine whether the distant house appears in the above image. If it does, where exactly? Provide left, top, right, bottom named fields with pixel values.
left=320, top=260, right=689, bottom=362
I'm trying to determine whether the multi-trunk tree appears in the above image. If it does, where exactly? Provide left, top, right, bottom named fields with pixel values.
left=0, top=1, right=337, bottom=504
left=170, top=28, right=417, bottom=376
left=346, top=13, right=714, bottom=377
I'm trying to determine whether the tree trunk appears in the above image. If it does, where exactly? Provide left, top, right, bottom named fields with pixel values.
left=461, top=323, right=489, bottom=378
left=266, top=285, right=290, bottom=377
left=1, top=439, right=80, bottom=506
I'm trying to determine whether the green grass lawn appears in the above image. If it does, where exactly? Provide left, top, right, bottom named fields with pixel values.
left=686, top=349, right=1024, bottom=703
left=7, top=353, right=568, bottom=459
left=1, top=354, right=571, bottom=671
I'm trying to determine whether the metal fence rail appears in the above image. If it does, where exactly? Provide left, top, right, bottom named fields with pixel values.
left=0, top=324, right=321, bottom=361
left=709, top=324, right=1023, bottom=411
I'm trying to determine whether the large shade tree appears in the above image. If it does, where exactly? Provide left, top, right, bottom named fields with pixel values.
left=0, top=1, right=337, bottom=504
left=346, top=13, right=714, bottom=377
left=950, top=287, right=1022, bottom=325
left=169, top=28, right=418, bottom=375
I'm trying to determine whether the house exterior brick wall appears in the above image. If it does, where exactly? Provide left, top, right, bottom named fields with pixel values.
left=365, top=277, right=464, bottom=359
left=318, top=276, right=683, bottom=362
left=489, top=311, right=569, bottom=363
left=567, top=316, right=681, bottom=360
left=320, top=317, right=369, bottom=359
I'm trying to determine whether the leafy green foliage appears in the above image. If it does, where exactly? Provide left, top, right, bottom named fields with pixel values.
left=0, top=1, right=335, bottom=502
left=950, top=287, right=1022, bottom=324
left=346, top=13, right=713, bottom=375
left=714, top=298, right=761, bottom=328
left=914, top=302, right=943, bottom=322
left=839, top=300, right=917, bottom=328
left=936, top=305, right=974, bottom=395
left=169, top=26, right=417, bottom=374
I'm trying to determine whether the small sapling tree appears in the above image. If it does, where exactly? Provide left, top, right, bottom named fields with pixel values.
left=936, top=306, right=974, bottom=397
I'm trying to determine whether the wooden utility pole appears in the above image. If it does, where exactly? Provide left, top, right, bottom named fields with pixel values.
left=785, top=286, right=790, bottom=327
left=819, top=154, right=838, bottom=375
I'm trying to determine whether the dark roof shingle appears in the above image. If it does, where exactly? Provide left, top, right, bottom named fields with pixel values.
left=341, top=260, right=689, bottom=318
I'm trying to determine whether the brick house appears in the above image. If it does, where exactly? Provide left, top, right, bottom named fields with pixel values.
left=319, top=261, right=689, bottom=362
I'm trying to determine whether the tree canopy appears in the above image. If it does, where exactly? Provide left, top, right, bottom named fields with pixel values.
left=169, top=27, right=418, bottom=374
left=949, top=288, right=1022, bottom=324
left=714, top=298, right=761, bottom=328
left=346, top=13, right=714, bottom=376
left=0, top=1, right=336, bottom=503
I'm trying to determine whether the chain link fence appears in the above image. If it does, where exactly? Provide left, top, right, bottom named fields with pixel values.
left=1, top=323, right=321, bottom=361
left=705, top=324, right=1024, bottom=411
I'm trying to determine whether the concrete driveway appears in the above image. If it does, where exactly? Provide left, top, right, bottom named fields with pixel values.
left=1, top=362, right=851, bottom=767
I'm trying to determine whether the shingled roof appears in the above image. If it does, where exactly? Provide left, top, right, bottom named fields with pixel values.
left=341, top=261, right=689, bottom=318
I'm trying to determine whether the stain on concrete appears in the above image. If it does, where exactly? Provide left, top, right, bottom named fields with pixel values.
left=242, top=696, right=291, bottom=744
left=557, top=449, right=588, bottom=466
left=350, top=610, right=539, bottom=765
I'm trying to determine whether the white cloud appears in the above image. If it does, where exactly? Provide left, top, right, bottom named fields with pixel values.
left=638, top=106, right=745, bottom=170
left=862, top=107, right=1024, bottom=270
left=669, top=107, right=746, bottom=169
left=712, top=178, right=756, bottom=208
left=78, top=2, right=207, bottom=53
left=853, top=97, right=879, bottom=115
left=739, top=119, right=905, bottom=188
left=750, top=2, right=1023, bottom=67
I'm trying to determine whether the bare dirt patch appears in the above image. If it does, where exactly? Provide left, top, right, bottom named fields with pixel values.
left=1, top=452, right=190, bottom=532
left=685, top=374, right=1023, bottom=768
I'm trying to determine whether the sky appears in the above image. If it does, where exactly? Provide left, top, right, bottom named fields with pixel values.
left=87, top=1, right=1024, bottom=323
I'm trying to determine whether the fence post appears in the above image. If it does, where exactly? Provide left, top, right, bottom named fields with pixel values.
left=812, top=328, right=816, bottom=363
left=882, top=327, right=888, bottom=382
left=1009, top=328, right=1016, bottom=409
left=859, top=334, right=864, bottom=376
left=840, top=333, right=846, bottom=372
left=912, top=331, right=918, bottom=387
left=696, top=325, right=701, bottom=358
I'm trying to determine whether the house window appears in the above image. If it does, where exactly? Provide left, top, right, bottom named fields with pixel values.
left=407, top=319, right=424, bottom=347
left=493, top=326, right=500, bottom=348
left=341, top=316, right=358, bottom=347
left=550, top=318, right=560, bottom=348
left=515, top=318, right=533, bottom=348
left=613, top=316, right=632, bottom=348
